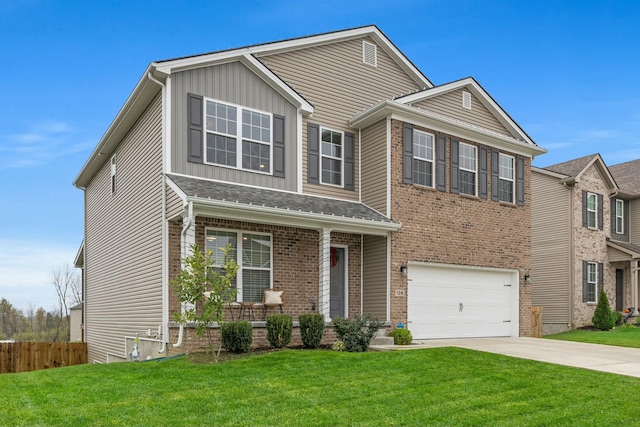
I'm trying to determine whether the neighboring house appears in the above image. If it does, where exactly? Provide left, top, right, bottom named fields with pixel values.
left=73, top=25, right=546, bottom=363
left=531, top=154, right=640, bottom=334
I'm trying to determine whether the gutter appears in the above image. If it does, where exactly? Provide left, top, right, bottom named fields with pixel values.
left=173, top=201, right=194, bottom=348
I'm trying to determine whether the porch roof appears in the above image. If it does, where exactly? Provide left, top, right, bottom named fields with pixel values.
left=167, top=174, right=399, bottom=235
left=607, top=239, right=640, bottom=259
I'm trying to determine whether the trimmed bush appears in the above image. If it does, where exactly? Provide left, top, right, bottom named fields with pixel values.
left=299, top=313, right=325, bottom=349
left=612, top=310, right=623, bottom=326
left=221, top=320, right=252, bottom=353
left=266, top=314, right=293, bottom=348
left=332, top=315, right=384, bottom=352
left=592, top=289, right=615, bottom=331
left=332, top=340, right=346, bottom=352
left=389, top=328, right=413, bottom=345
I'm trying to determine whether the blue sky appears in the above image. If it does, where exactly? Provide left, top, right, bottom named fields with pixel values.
left=1, top=0, right=639, bottom=311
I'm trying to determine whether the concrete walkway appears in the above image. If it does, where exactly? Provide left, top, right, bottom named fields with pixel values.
left=371, top=337, right=640, bottom=378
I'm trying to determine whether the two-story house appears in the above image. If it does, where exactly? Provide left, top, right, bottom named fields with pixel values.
left=531, top=154, right=640, bottom=334
left=73, top=26, right=545, bottom=363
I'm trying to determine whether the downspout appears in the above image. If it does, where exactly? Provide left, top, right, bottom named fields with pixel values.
left=147, top=71, right=169, bottom=354
left=173, top=201, right=194, bottom=347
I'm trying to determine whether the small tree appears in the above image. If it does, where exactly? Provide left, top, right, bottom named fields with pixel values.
left=172, top=244, right=238, bottom=359
left=592, top=288, right=615, bottom=331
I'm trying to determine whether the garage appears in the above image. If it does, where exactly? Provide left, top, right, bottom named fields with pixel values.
left=407, top=263, right=519, bottom=339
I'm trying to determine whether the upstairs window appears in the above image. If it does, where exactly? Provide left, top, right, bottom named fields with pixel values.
left=412, top=130, right=435, bottom=187
left=615, top=199, right=625, bottom=234
left=321, top=127, right=343, bottom=186
left=459, top=142, right=477, bottom=196
left=498, top=153, right=515, bottom=203
left=110, top=155, right=117, bottom=194
left=586, top=192, right=597, bottom=229
left=204, top=98, right=272, bottom=173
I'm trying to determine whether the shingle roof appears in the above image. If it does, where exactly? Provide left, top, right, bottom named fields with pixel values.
left=543, top=154, right=599, bottom=178
left=168, top=174, right=395, bottom=225
left=609, top=159, right=640, bottom=195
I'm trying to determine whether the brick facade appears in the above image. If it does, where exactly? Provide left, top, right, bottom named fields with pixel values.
left=388, top=120, right=533, bottom=336
left=571, top=165, right=614, bottom=327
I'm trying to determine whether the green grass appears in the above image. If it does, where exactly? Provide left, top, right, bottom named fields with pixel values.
left=546, top=325, right=640, bottom=348
left=1, top=348, right=639, bottom=426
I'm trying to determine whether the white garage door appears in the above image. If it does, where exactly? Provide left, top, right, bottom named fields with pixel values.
left=407, top=263, right=519, bottom=339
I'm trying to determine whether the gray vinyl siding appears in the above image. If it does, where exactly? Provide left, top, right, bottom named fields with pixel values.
left=84, top=94, right=163, bottom=363
left=630, top=199, right=640, bottom=245
left=411, top=89, right=513, bottom=137
left=362, top=235, right=388, bottom=319
left=531, top=170, right=572, bottom=324
left=259, top=36, right=422, bottom=200
left=171, top=61, right=298, bottom=191
left=361, top=119, right=388, bottom=214
left=608, top=246, right=633, bottom=262
left=165, top=184, right=184, bottom=220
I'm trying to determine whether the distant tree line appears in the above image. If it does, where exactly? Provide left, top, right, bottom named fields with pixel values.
left=0, top=265, right=81, bottom=342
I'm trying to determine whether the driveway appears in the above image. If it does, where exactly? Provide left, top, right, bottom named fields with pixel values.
left=371, top=337, right=640, bottom=378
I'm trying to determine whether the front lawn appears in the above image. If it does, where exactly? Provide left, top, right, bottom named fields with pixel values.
left=546, top=325, right=640, bottom=348
left=2, top=348, right=640, bottom=426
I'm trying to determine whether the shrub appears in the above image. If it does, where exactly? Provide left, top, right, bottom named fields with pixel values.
left=612, top=310, right=623, bottom=326
left=266, top=314, right=293, bottom=348
left=388, top=328, right=413, bottom=345
left=331, top=315, right=384, bottom=352
left=299, top=313, right=325, bottom=349
left=221, top=320, right=252, bottom=353
left=592, top=289, right=615, bottom=331
left=332, top=340, right=346, bottom=351
left=620, top=322, right=636, bottom=329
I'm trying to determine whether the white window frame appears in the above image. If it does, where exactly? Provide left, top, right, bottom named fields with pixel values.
left=412, top=130, right=435, bottom=188
left=320, top=126, right=344, bottom=187
left=498, top=153, right=515, bottom=204
left=205, top=228, right=273, bottom=303
left=110, top=155, right=117, bottom=194
left=587, top=262, right=598, bottom=303
left=616, top=199, right=625, bottom=234
left=586, top=192, right=597, bottom=229
left=203, top=97, right=273, bottom=175
left=459, top=142, right=477, bottom=196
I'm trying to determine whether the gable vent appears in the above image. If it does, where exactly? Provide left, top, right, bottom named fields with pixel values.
left=363, top=41, right=377, bottom=67
left=462, top=91, right=472, bottom=110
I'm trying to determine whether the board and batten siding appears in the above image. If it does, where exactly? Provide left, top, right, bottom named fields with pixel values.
left=630, top=199, right=640, bottom=245
left=171, top=61, right=298, bottom=192
left=84, top=94, right=164, bottom=363
left=362, top=235, right=388, bottom=319
left=411, top=89, right=513, bottom=137
left=259, top=36, right=423, bottom=200
left=530, top=170, right=572, bottom=324
left=361, top=119, right=388, bottom=214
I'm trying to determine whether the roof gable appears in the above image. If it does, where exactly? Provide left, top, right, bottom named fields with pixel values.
left=396, top=77, right=536, bottom=145
left=543, top=153, right=617, bottom=189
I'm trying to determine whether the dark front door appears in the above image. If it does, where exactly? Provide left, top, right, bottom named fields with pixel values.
left=616, top=269, right=624, bottom=311
left=330, top=247, right=346, bottom=318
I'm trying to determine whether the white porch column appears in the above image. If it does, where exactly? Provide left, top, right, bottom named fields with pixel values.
left=319, top=228, right=332, bottom=319
left=632, top=260, right=639, bottom=315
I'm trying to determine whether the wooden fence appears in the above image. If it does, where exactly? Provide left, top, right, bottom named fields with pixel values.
left=532, top=306, right=543, bottom=338
left=0, top=342, right=87, bottom=374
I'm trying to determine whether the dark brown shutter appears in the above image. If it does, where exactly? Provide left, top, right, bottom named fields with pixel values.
left=187, top=93, right=204, bottom=164
left=491, top=150, right=499, bottom=201
left=582, top=261, right=589, bottom=303
left=597, top=194, right=604, bottom=230
left=516, top=155, right=525, bottom=205
left=598, top=262, right=604, bottom=294
left=403, top=124, right=413, bottom=184
left=344, top=132, right=355, bottom=190
left=436, top=134, right=446, bottom=192
left=582, top=191, right=588, bottom=227
left=450, top=139, right=459, bottom=194
left=273, top=115, right=285, bottom=178
left=307, top=123, right=320, bottom=184
left=479, top=146, right=488, bottom=199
